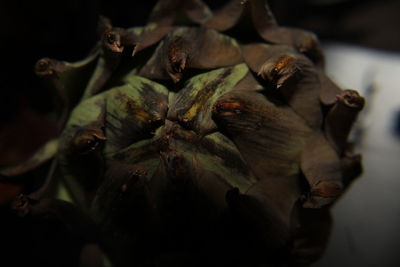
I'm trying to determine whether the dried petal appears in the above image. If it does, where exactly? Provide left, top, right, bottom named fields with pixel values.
left=11, top=195, right=98, bottom=253
left=243, top=43, right=323, bottom=128
left=300, top=133, right=342, bottom=208
left=227, top=167, right=302, bottom=254
left=213, top=90, right=312, bottom=180
left=93, top=161, right=150, bottom=224
left=35, top=53, right=99, bottom=125
left=242, top=43, right=295, bottom=73
left=9, top=194, right=99, bottom=262
left=99, top=16, right=140, bottom=52
left=324, top=89, right=365, bottom=153
left=246, top=176, right=301, bottom=226
left=249, top=0, right=279, bottom=38
left=4, top=195, right=99, bottom=267
left=226, top=175, right=300, bottom=252
left=95, top=169, right=152, bottom=267
left=59, top=94, right=107, bottom=205
left=63, top=131, right=106, bottom=205
left=10, top=193, right=31, bottom=217
left=139, top=27, right=243, bottom=82
left=81, top=18, right=127, bottom=100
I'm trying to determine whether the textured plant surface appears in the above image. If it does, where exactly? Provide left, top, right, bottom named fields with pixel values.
left=0, top=1, right=364, bottom=266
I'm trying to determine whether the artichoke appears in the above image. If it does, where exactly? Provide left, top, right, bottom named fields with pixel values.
left=0, top=0, right=365, bottom=266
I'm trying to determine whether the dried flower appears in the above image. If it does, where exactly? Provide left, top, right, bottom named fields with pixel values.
left=0, top=1, right=365, bottom=266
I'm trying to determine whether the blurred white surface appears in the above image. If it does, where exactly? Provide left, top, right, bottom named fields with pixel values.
left=313, top=44, right=400, bottom=267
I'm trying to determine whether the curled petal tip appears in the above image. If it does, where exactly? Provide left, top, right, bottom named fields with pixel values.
left=341, top=89, right=365, bottom=110
left=35, top=58, right=54, bottom=76
left=326, top=90, right=365, bottom=153
left=168, top=57, right=186, bottom=83
left=103, top=31, right=124, bottom=53
left=10, top=194, right=31, bottom=217
left=258, top=54, right=299, bottom=88
left=70, top=129, right=106, bottom=155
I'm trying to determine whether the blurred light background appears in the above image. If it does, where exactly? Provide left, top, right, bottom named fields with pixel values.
left=1, top=0, right=399, bottom=266
left=314, top=44, right=400, bottom=266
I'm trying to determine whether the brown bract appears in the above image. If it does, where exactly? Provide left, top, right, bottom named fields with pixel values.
left=139, top=27, right=242, bottom=82
left=324, top=89, right=365, bottom=154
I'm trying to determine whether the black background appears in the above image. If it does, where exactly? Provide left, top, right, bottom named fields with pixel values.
left=1, top=0, right=399, bottom=124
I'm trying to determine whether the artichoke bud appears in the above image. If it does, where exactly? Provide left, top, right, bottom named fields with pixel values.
left=337, top=89, right=365, bottom=110
left=2, top=0, right=367, bottom=266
